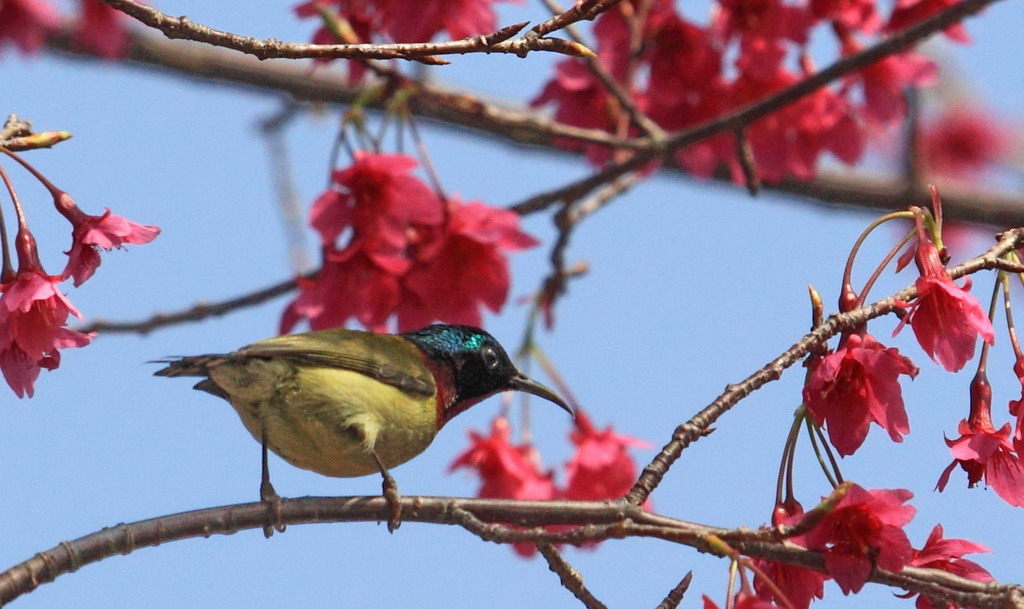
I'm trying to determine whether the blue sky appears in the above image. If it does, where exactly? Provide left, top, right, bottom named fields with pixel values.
left=0, top=1, right=1022, bottom=608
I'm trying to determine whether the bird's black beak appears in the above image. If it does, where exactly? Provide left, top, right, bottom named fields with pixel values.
left=508, top=374, right=575, bottom=417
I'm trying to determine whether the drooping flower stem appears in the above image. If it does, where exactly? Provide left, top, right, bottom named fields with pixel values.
left=740, top=558, right=799, bottom=609
left=774, top=405, right=805, bottom=508
left=0, top=161, right=42, bottom=274
left=0, top=147, right=85, bottom=224
left=805, top=417, right=841, bottom=488
left=1001, top=264, right=1023, bottom=360
left=529, top=343, right=582, bottom=414
left=724, top=557, right=739, bottom=609
left=856, top=228, right=914, bottom=308
left=973, top=266, right=1002, bottom=372
left=0, top=172, right=12, bottom=282
left=840, top=210, right=913, bottom=304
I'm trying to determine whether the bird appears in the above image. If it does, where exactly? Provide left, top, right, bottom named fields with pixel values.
left=153, top=323, right=573, bottom=533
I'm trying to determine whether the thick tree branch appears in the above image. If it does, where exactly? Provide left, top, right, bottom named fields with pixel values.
left=0, top=495, right=1019, bottom=608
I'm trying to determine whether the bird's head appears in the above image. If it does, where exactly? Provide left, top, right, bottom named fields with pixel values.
left=402, top=324, right=573, bottom=422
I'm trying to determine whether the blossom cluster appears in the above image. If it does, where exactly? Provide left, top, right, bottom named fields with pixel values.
left=802, top=189, right=1024, bottom=509
left=0, top=0, right=133, bottom=58
left=293, top=0, right=1012, bottom=185
left=749, top=484, right=992, bottom=609
left=449, top=411, right=648, bottom=556
left=527, top=0, right=947, bottom=181
left=295, top=0, right=515, bottom=48
left=0, top=154, right=158, bottom=396
left=281, top=151, right=536, bottom=333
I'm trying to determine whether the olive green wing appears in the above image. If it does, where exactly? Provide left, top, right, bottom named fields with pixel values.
left=235, top=329, right=436, bottom=397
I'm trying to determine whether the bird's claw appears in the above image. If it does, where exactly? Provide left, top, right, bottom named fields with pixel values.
left=260, top=479, right=287, bottom=538
left=382, top=476, right=402, bottom=533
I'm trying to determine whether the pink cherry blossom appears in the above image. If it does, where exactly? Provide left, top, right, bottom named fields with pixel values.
left=397, top=199, right=537, bottom=331
left=886, top=0, right=970, bottom=43
left=449, top=416, right=557, bottom=557
left=894, top=204, right=994, bottom=372
left=0, top=270, right=91, bottom=397
left=563, top=409, right=649, bottom=502
left=792, top=484, right=915, bottom=594
left=921, top=107, right=1009, bottom=179
left=0, top=0, right=60, bottom=54
left=311, top=152, right=444, bottom=274
left=804, top=332, right=919, bottom=456
left=73, top=0, right=131, bottom=58
left=62, top=208, right=161, bottom=286
left=904, top=525, right=992, bottom=609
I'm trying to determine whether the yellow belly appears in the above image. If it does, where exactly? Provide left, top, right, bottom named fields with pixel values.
left=209, top=359, right=439, bottom=477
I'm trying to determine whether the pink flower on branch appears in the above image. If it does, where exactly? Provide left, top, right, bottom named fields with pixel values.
left=727, top=68, right=865, bottom=183
left=804, top=332, right=919, bottom=456
left=793, top=484, right=915, bottom=594
left=920, top=107, right=1009, bottom=179
left=74, top=0, right=132, bottom=58
left=886, top=0, right=971, bottom=43
left=61, top=206, right=161, bottom=286
left=377, top=0, right=517, bottom=44
left=283, top=152, right=537, bottom=332
left=449, top=416, right=556, bottom=502
left=703, top=592, right=778, bottom=609
left=753, top=557, right=827, bottom=609
left=937, top=371, right=1024, bottom=507
left=810, top=0, right=881, bottom=33
left=280, top=248, right=399, bottom=333
left=841, top=36, right=937, bottom=125
left=0, top=230, right=92, bottom=398
left=592, top=0, right=677, bottom=81
left=0, top=0, right=60, bottom=54
left=903, top=524, right=992, bottom=609
left=530, top=59, right=624, bottom=166
left=397, top=199, right=537, bottom=331
left=894, top=203, right=994, bottom=373
left=562, top=409, right=649, bottom=502
left=311, top=151, right=443, bottom=274
left=294, top=0, right=516, bottom=45
left=449, top=416, right=557, bottom=557
left=1, top=155, right=161, bottom=287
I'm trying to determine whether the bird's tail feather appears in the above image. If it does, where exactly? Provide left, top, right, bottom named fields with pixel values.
left=151, top=355, right=228, bottom=378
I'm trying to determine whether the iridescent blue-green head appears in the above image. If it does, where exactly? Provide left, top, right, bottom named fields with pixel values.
left=402, top=324, right=573, bottom=421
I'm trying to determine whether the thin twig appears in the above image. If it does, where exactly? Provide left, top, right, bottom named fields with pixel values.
left=0, top=115, right=32, bottom=142
left=654, top=572, right=693, bottom=609
left=75, top=275, right=303, bottom=335
left=93, top=0, right=592, bottom=61
left=258, top=104, right=313, bottom=275
left=542, top=171, right=643, bottom=316
left=530, top=0, right=627, bottom=37
left=538, top=542, right=610, bottom=609
left=538, top=0, right=665, bottom=138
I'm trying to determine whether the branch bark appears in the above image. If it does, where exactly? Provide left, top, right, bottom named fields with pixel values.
left=1, top=495, right=1020, bottom=608
left=44, top=0, right=1023, bottom=228
left=93, top=0, right=596, bottom=60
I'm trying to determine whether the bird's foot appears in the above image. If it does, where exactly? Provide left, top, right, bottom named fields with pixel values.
left=381, top=474, right=403, bottom=533
left=260, top=478, right=287, bottom=538
left=368, top=449, right=403, bottom=532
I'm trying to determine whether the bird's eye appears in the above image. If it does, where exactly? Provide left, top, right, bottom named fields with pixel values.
left=482, top=346, right=501, bottom=369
